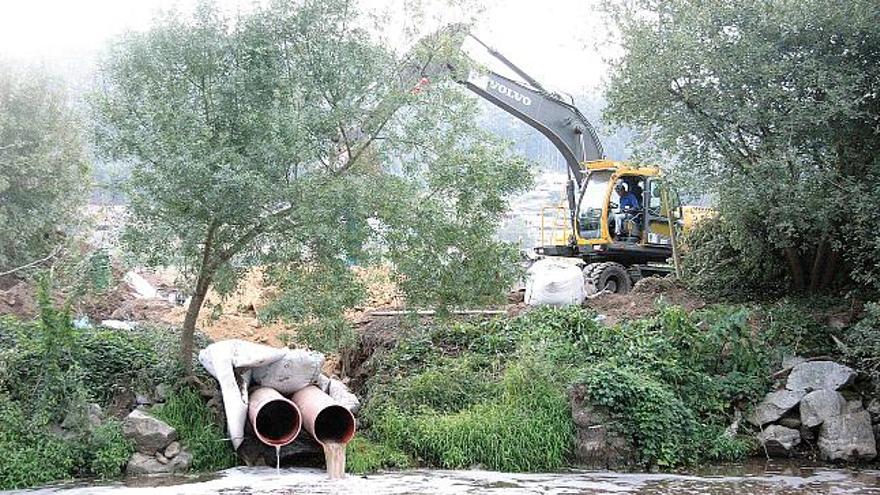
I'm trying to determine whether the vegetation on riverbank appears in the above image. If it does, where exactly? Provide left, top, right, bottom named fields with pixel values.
left=0, top=284, right=220, bottom=490
left=353, top=299, right=856, bottom=471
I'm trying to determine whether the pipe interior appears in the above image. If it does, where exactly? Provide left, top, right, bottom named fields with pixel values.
left=314, top=405, right=355, bottom=443
left=256, top=400, right=300, bottom=442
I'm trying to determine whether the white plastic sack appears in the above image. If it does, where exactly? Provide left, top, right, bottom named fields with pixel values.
left=524, top=258, right=585, bottom=307
left=317, top=374, right=361, bottom=414
left=251, top=349, right=325, bottom=394
left=198, top=340, right=288, bottom=449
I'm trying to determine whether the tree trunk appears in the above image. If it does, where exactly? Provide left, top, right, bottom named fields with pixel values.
left=820, top=249, right=840, bottom=290
left=784, top=247, right=805, bottom=291
left=180, top=221, right=218, bottom=376
left=180, top=271, right=212, bottom=376
left=809, top=240, right=828, bottom=292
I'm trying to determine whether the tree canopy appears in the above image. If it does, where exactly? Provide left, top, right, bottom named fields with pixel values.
left=93, top=0, right=531, bottom=369
left=0, top=63, right=90, bottom=274
left=604, top=0, right=880, bottom=295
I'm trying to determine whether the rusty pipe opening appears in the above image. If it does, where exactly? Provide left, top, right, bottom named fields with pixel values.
left=248, top=387, right=302, bottom=447
left=314, top=405, right=356, bottom=444
left=291, top=385, right=357, bottom=446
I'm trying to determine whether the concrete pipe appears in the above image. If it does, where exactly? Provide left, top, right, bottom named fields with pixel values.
left=291, top=385, right=356, bottom=445
left=248, top=387, right=302, bottom=447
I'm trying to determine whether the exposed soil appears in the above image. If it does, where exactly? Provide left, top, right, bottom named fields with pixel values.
left=584, top=276, right=705, bottom=325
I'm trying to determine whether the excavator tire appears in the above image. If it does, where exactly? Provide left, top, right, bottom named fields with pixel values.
left=583, top=262, right=632, bottom=295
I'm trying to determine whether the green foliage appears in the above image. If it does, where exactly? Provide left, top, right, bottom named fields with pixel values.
left=572, top=305, right=769, bottom=467
left=681, top=220, right=788, bottom=300
left=370, top=358, right=572, bottom=472
left=88, top=420, right=134, bottom=479
left=93, top=0, right=530, bottom=363
left=0, top=398, right=82, bottom=490
left=605, top=0, right=880, bottom=294
left=843, top=302, right=880, bottom=382
left=361, top=305, right=772, bottom=471
left=345, top=436, right=412, bottom=474
left=0, top=289, right=211, bottom=488
left=152, top=387, right=237, bottom=472
left=759, top=298, right=837, bottom=359
left=0, top=62, right=90, bottom=272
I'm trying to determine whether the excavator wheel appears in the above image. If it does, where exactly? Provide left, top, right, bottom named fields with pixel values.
left=583, top=262, right=632, bottom=295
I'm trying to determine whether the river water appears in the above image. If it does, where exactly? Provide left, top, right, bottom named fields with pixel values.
left=10, top=460, right=880, bottom=495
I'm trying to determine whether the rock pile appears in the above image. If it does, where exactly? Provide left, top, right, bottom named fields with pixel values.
left=122, top=409, right=193, bottom=476
left=753, top=359, right=877, bottom=462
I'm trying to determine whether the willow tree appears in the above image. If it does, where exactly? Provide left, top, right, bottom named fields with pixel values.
left=605, top=0, right=880, bottom=294
left=93, top=0, right=530, bottom=372
left=0, top=64, right=90, bottom=274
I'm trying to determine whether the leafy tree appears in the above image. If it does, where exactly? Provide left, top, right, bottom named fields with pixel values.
left=93, top=0, right=530, bottom=373
left=604, top=0, right=880, bottom=294
left=0, top=63, right=90, bottom=274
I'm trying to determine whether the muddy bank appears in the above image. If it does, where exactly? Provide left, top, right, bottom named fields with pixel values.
left=14, top=462, right=880, bottom=494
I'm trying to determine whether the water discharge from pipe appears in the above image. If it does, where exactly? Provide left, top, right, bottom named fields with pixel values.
left=248, top=387, right=302, bottom=451
left=292, top=385, right=356, bottom=479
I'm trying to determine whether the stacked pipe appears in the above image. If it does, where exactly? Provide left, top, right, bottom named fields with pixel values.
left=247, top=384, right=356, bottom=479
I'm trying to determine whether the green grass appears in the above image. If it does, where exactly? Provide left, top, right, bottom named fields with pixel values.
left=151, top=386, right=238, bottom=472
left=346, top=436, right=411, bottom=474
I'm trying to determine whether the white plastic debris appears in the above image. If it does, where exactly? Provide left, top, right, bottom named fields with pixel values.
left=524, top=258, right=586, bottom=307
left=100, top=319, right=136, bottom=330
left=124, top=271, right=159, bottom=299
left=251, top=349, right=325, bottom=394
left=317, top=375, right=361, bottom=414
left=198, top=340, right=288, bottom=449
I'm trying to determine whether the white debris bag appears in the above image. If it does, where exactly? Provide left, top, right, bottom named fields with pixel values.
left=251, top=348, right=325, bottom=394
left=317, top=374, right=361, bottom=414
left=198, top=340, right=288, bottom=449
left=524, top=258, right=585, bottom=307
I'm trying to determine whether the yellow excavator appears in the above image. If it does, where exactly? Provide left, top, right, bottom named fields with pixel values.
left=425, top=31, right=711, bottom=294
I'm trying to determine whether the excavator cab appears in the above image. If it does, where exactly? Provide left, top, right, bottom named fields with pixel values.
left=539, top=161, right=686, bottom=294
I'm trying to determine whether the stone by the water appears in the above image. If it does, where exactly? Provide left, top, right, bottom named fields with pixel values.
left=758, top=425, right=801, bottom=456
left=752, top=390, right=805, bottom=425
left=122, top=409, right=178, bottom=455
left=800, top=390, right=846, bottom=428
left=786, top=361, right=855, bottom=393
left=818, top=410, right=877, bottom=462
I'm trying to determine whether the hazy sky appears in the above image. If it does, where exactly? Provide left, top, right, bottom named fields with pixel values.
left=0, top=0, right=611, bottom=94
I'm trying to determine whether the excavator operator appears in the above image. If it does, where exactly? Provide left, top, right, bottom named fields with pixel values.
left=613, top=183, right=641, bottom=239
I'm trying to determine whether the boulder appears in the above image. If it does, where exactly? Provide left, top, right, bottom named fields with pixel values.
left=845, top=400, right=864, bottom=414
left=170, top=449, right=193, bottom=471
left=758, top=425, right=801, bottom=456
left=786, top=361, right=855, bottom=393
left=818, top=410, right=877, bottom=462
left=122, top=410, right=177, bottom=455
left=164, top=441, right=181, bottom=459
left=778, top=416, right=802, bottom=429
left=127, top=453, right=172, bottom=476
left=752, top=390, right=805, bottom=425
left=61, top=403, right=103, bottom=431
left=569, top=386, right=635, bottom=469
left=800, top=390, right=846, bottom=428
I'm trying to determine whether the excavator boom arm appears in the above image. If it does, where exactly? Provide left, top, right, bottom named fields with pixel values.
left=460, top=69, right=603, bottom=184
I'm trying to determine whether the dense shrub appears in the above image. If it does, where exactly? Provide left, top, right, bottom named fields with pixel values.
left=843, top=302, right=880, bottom=382
left=0, top=397, right=82, bottom=489
left=88, top=420, right=134, bottom=479
left=680, top=219, right=788, bottom=300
